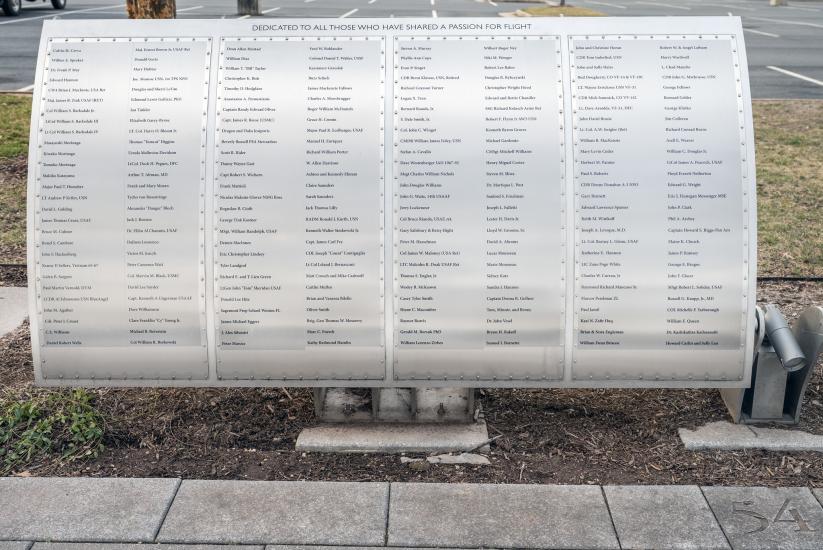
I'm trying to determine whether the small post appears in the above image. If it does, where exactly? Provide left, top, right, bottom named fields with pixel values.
left=237, top=0, right=261, bottom=16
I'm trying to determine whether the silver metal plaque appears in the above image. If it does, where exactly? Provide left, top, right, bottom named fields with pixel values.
left=392, top=36, right=566, bottom=382
left=213, top=36, right=386, bottom=381
left=28, top=18, right=756, bottom=388
left=570, top=35, right=751, bottom=383
left=31, top=37, right=211, bottom=381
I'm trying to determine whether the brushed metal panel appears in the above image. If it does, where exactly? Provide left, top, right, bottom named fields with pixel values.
left=569, top=35, right=749, bottom=381
left=32, top=37, right=211, bottom=381
left=392, top=36, right=566, bottom=381
left=212, top=37, right=386, bottom=380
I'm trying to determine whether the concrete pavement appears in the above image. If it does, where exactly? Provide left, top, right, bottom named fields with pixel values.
left=2, top=477, right=823, bottom=549
left=0, top=0, right=822, bottom=97
left=680, top=420, right=823, bottom=451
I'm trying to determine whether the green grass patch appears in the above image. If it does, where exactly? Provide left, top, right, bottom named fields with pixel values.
left=0, top=388, right=104, bottom=475
left=0, top=163, right=26, bottom=264
left=0, top=95, right=31, bottom=159
left=755, top=101, right=823, bottom=276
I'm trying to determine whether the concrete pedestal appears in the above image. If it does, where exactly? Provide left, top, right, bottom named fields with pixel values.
left=296, top=421, right=490, bottom=453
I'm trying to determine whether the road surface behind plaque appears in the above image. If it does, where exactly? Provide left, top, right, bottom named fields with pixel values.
left=0, top=0, right=821, bottom=97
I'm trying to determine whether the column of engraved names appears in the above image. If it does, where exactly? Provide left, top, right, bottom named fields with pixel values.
left=482, top=36, right=564, bottom=351
left=215, top=37, right=384, bottom=357
left=394, top=36, right=564, bottom=366
left=124, top=38, right=210, bottom=350
left=571, top=36, right=746, bottom=363
left=34, top=38, right=209, bottom=358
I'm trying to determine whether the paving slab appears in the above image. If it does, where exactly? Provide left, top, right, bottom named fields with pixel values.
left=0, top=477, right=180, bottom=543
left=0, top=287, right=27, bottom=337
left=703, top=486, right=823, bottom=550
left=426, top=452, right=490, bottom=465
left=33, top=546, right=262, bottom=550
left=0, top=543, right=32, bottom=550
left=604, top=485, right=730, bottom=550
left=157, top=480, right=388, bottom=546
left=679, top=421, right=823, bottom=451
left=387, top=483, right=619, bottom=549
left=296, top=421, right=490, bottom=453
left=31, top=542, right=260, bottom=550
left=266, top=547, right=479, bottom=550
left=747, top=426, right=823, bottom=451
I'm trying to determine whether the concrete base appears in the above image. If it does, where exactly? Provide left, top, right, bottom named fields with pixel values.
left=426, top=452, right=490, bottom=465
left=296, top=421, right=490, bottom=453
left=0, top=287, right=27, bottom=337
left=679, top=420, right=823, bottom=451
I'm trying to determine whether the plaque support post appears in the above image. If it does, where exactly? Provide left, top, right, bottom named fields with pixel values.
left=236, top=0, right=260, bottom=16
left=313, top=387, right=477, bottom=423
left=299, top=387, right=489, bottom=453
left=722, top=305, right=823, bottom=424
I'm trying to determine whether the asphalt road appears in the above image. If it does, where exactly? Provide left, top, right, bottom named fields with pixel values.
left=0, top=0, right=821, bottom=97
